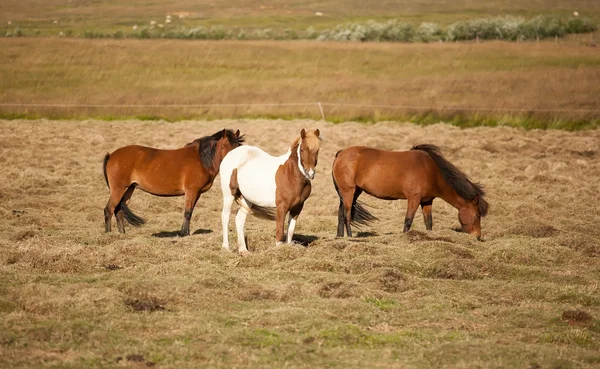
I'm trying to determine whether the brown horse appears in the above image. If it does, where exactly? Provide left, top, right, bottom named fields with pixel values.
left=102, top=129, right=244, bottom=236
left=332, top=144, right=488, bottom=239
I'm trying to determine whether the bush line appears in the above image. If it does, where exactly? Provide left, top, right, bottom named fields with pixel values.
left=3, top=15, right=597, bottom=42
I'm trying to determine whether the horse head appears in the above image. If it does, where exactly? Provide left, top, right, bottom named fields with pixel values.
left=458, top=194, right=489, bottom=240
left=297, top=128, right=321, bottom=180
left=216, top=129, right=242, bottom=161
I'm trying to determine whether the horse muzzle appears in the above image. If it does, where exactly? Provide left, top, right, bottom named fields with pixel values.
left=304, top=168, right=315, bottom=180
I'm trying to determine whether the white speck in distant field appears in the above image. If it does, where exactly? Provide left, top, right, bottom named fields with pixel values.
left=165, top=19, right=172, bottom=23
left=59, top=31, right=64, bottom=36
left=7, top=21, right=11, bottom=25
left=315, top=12, right=323, bottom=16
left=178, top=14, right=184, bottom=19
left=158, top=24, right=164, bottom=28
left=166, top=15, right=172, bottom=19
left=132, top=25, right=138, bottom=30
left=53, top=20, right=59, bottom=24
left=573, top=11, right=579, bottom=17
left=150, top=20, right=157, bottom=25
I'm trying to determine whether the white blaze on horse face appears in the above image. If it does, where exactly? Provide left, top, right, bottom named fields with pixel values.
left=297, top=142, right=315, bottom=180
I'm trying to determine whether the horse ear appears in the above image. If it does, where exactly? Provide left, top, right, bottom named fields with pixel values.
left=234, top=129, right=240, bottom=137
left=473, top=195, right=480, bottom=205
left=300, top=129, right=306, bottom=139
left=221, top=129, right=227, bottom=138
left=314, top=129, right=320, bottom=138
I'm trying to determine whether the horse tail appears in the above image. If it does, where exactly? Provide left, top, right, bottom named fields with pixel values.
left=412, top=144, right=488, bottom=217
left=102, top=153, right=110, bottom=190
left=332, top=150, right=378, bottom=227
left=120, top=202, right=146, bottom=227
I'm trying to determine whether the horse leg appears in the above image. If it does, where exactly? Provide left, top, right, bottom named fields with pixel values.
left=336, top=198, right=345, bottom=237
left=179, top=189, right=201, bottom=237
left=235, top=205, right=250, bottom=254
left=403, top=196, right=421, bottom=232
left=104, top=185, right=128, bottom=233
left=421, top=199, right=433, bottom=231
left=287, top=204, right=304, bottom=244
left=221, top=190, right=235, bottom=251
left=340, top=188, right=356, bottom=237
left=275, top=203, right=289, bottom=246
left=115, top=185, right=136, bottom=233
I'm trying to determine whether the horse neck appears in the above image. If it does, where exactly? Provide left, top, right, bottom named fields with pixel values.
left=438, top=183, right=469, bottom=211
left=207, top=152, right=226, bottom=176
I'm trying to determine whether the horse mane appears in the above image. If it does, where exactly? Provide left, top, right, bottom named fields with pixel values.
left=290, top=136, right=301, bottom=150
left=412, top=144, right=488, bottom=217
left=187, top=129, right=245, bottom=170
left=289, top=130, right=322, bottom=151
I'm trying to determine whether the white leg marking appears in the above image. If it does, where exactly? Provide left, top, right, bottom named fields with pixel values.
left=221, top=192, right=234, bottom=251
left=235, top=198, right=251, bottom=254
left=287, top=216, right=297, bottom=244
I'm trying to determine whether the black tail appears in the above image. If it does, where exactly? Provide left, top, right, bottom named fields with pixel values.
left=102, top=153, right=110, bottom=189
left=332, top=150, right=378, bottom=227
left=121, top=202, right=146, bottom=227
left=351, top=200, right=378, bottom=227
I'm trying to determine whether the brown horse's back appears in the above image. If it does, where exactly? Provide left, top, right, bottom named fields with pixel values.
left=106, top=145, right=204, bottom=196
left=333, top=146, right=440, bottom=200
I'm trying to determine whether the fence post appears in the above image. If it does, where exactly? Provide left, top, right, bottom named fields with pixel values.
left=317, top=102, right=325, bottom=121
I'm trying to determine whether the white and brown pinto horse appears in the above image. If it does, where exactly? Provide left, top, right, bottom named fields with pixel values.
left=220, top=129, right=321, bottom=253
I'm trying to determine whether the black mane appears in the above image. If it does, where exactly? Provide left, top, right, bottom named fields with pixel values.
left=412, top=144, right=488, bottom=217
left=187, top=129, right=244, bottom=170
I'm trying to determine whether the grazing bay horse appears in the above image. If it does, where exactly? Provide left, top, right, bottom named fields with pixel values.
left=102, top=129, right=243, bottom=236
left=332, top=144, right=488, bottom=239
left=220, top=129, right=321, bottom=254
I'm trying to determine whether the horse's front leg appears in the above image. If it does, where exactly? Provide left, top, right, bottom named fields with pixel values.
left=287, top=203, right=304, bottom=244
left=403, top=196, right=421, bottom=232
left=180, top=189, right=201, bottom=237
left=421, top=199, right=433, bottom=231
left=275, top=203, right=289, bottom=246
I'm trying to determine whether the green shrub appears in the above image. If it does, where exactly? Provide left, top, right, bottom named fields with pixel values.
left=566, top=16, right=597, bottom=33
left=521, top=15, right=565, bottom=39
left=82, top=30, right=107, bottom=38
left=317, top=20, right=414, bottom=42
left=5, top=27, right=24, bottom=37
left=416, top=22, right=443, bottom=42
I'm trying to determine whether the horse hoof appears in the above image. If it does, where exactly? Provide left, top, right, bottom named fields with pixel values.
left=222, top=245, right=232, bottom=252
left=238, top=249, right=250, bottom=256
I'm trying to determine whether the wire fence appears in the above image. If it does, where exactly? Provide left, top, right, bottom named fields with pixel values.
left=1, top=102, right=599, bottom=120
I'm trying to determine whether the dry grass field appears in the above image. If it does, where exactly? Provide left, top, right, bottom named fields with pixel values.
left=1, top=119, right=599, bottom=368
left=1, top=38, right=599, bottom=128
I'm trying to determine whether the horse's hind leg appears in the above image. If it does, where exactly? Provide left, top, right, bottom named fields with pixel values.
left=336, top=199, right=345, bottom=237
left=420, top=199, right=433, bottom=231
left=340, top=187, right=359, bottom=237
left=104, top=185, right=128, bottom=233
left=235, top=201, right=251, bottom=254
left=221, top=192, right=235, bottom=251
left=180, top=189, right=201, bottom=237
left=115, top=185, right=136, bottom=233
left=403, top=196, right=421, bottom=232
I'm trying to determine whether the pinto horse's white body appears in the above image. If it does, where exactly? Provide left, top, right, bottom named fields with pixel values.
left=220, top=129, right=321, bottom=253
